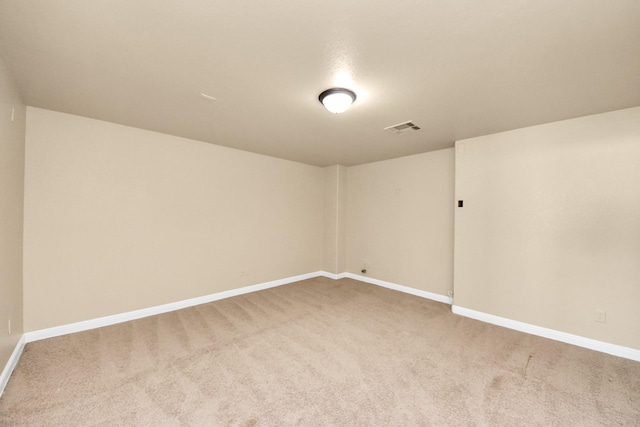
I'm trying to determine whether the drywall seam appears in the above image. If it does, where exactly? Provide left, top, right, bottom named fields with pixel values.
left=340, top=272, right=453, bottom=305
left=0, top=334, right=26, bottom=397
left=452, top=305, right=640, bottom=362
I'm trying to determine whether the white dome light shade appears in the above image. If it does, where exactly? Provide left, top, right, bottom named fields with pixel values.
left=319, top=88, right=356, bottom=114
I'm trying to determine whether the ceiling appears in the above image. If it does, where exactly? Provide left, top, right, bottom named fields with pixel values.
left=1, top=1, right=639, bottom=167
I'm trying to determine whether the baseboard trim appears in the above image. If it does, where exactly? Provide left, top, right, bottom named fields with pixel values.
left=23, top=271, right=452, bottom=343
left=24, top=271, right=327, bottom=343
left=318, top=271, right=340, bottom=280
left=0, top=335, right=26, bottom=397
left=452, top=305, right=640, bottom=362
left=4, top=272, right=638, bottom=397
left=339, top=272, right=453, bottom=305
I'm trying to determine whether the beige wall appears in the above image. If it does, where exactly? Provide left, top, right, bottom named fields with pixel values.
left=0, top=59, right=25, bottom=368
left=20, top=101, right=639, bottom=354
left=454, top=107, right=640, bottom=350
left=322, top=165, right=347, bottom=274
left=23, top=108, right=324, bottom=331
left=336, top=166, right=347, bottom=274
left=346, top=149, right=455, bottom=296
left=323, top=166, right=338, bottom=273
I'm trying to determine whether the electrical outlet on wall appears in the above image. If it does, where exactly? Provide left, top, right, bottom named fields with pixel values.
left=361, top=261, right=369, bottom=274
left=595, top=309, right=606, bottom=323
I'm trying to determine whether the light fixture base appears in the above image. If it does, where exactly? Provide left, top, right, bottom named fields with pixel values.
left=319, top=88, right=356, bottom=114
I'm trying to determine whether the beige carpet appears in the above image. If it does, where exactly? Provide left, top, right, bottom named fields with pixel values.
left=1, top=277, right=639, bottom=426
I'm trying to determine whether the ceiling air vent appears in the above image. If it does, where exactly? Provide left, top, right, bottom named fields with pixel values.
left=384, top=120, right=421, bottom=136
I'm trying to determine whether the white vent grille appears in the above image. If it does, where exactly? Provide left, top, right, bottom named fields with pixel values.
left=384, top=120, right=421, bottom=135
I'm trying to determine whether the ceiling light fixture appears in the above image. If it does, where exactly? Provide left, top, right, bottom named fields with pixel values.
left=319, top=88, right=356, bottom=114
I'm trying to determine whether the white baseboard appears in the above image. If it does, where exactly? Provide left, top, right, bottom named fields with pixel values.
left=14, top=272, right=637, bottom=377
left=318, top=271, right=340, bottom=280
left=23, top=271, right=451, bottom=344
left=452, top=305, right=640, bottom=362
left=0, top=335, right=26, bottom=397
left=339, top=272, right=453, bottom=305
left=24, top=271, right=327, bottom=343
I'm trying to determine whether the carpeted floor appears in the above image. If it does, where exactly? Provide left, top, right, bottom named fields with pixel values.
left=1, top=277, right=639, bottom=425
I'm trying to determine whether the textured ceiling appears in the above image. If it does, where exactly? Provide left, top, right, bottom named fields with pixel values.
left=1, top=1, right=639, bottom=166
